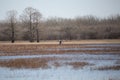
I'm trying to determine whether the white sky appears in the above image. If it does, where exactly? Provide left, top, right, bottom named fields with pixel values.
left=0, top=0, right=120, bottom=20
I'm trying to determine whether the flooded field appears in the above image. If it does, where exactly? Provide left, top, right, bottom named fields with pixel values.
left=0, top=44, right=120, bottom=80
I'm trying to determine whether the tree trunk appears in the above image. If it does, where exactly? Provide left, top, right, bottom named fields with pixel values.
left=11, top=30, right=15, bottom=43
left=36, top=29, right=39, bottom=42
left=11, top=23, right=15, bottom=43
left=29, top=15, right=34, bottom=42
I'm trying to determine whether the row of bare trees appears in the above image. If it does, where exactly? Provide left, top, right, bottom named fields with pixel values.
left=0, top=7, right=42, bottom=43
left=0, top=7, right=120, bottom=42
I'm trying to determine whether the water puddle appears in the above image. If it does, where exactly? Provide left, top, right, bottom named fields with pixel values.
left=46, top=47, right=111, bottom=51
left=0, top=53, right=119, bottom=60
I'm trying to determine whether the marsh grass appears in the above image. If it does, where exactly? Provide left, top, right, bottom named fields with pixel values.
left=52, top=62, right=62, bottom=68
left=0, top=57, right=92, bottom=69
left=65, top=62, right=90, bottom=69
left=0, top=44, right=120, bottom=56
left=0, top=58, right=52, bottom=69
left=95, top=65, right=120, bottom=70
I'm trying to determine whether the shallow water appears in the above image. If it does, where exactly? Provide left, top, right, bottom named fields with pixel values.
left=46, top=47, right=111, bottom=51
left=0, top=67, right=120, bottom=80
left=0, top=53, right=120, bottom=80
left=0, top=53, right=119, bottom=60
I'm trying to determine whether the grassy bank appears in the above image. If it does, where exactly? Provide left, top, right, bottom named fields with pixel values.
left=0, top=39, right=120, bottom=45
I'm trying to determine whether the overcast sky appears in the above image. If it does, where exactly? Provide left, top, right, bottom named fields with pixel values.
left=0, top=0, right=120, bottom=20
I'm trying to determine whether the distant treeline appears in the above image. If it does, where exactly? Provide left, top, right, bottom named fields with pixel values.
left=0, top=7, right=120, bottom=42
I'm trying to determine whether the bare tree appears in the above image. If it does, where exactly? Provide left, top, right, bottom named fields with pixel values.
left=7, top=10, right=17, bottom=43
left=32, top=11, right=42, bottom=42
left=20, top=7, right=42, bottom=42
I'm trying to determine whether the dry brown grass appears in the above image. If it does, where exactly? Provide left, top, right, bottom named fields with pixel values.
left=65, top=62, right=89, bottom=69
left=0, top=39, right=120, bottom=44
left=52, top=62, right=62, bottom=68
left=0, top=58, right=55, bottom=69
left=64, top=39, right=120, bottom=44
left=0, top=57, right=90, bottom=69
left=0, top=58, right=92, bottom=69
left=95, top=65, right=120, bottom=70
left=0, top=43, right=120, bottom=56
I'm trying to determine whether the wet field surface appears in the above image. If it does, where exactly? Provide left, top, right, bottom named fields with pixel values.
left=0, top=44, right=120, bottom=80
